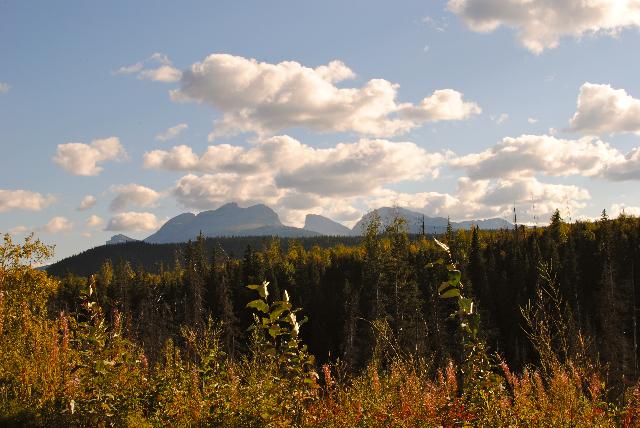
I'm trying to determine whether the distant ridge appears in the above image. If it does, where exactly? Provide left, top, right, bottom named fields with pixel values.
left=303, top=214, right=354, bottom=236
left=351, top=207, right=512, bottom=235
left=141, top=202, right=512, bottom=245
left=144, top=202, right=314, bottom=244
left=48, top=204, right=512, bottom=277
left=106, top=234, right=138, bottom=245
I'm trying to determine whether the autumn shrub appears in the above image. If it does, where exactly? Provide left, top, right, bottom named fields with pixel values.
left=3, top=233, right=640, bottom=427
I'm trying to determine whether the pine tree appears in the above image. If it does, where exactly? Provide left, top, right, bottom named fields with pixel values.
left=183, top=234, right=207, bottom=329
left=208, top=254, right=239, bottom=357
left=468, top=227, right=488, bottom=302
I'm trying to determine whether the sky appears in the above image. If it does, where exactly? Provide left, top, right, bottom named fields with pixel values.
left=2, top=0, right=640, bottom=262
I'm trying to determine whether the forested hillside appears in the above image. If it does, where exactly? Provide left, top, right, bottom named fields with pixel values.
left=4, top=211, right=640, bottom=426
left=51, top=210, right=640, bottom=382
left=47, top=235, right=364, bottom=277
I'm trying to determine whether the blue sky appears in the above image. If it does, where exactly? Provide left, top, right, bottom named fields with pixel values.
left=2, top=0, right=640, bottom=261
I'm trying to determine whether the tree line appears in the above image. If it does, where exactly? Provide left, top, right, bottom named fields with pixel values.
left=51, top=210, right=640, bottom=391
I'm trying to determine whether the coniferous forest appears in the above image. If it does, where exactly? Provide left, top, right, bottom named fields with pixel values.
left=4, top=211, right=640, bottom=426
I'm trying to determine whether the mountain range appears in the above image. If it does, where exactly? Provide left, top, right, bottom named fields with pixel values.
left=132, top=202, right=512, bottom=244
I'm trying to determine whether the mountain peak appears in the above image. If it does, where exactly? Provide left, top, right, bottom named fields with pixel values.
left=106, top=234, right=138, bottom=245
left=142, top=202, right=512, bottom=244
left=304, top=214, right=353, bottom=236
left=217, top=202, right=239, bottom=210
left=145, top=202, right=283, bottom=244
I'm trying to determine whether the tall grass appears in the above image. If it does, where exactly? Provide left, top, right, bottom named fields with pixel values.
left=2, top=233, right=640, bottom=426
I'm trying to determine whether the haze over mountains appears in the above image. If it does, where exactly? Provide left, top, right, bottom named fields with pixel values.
left=133, top=202, right=512, bottom=244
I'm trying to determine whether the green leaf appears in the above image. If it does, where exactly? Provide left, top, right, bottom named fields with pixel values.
left=270, top=307, right=288, bottom=321
left=268, top=326, right=281, bottom=338
left=448, top=270, right=462, bottom=284
left=440, top=288, right=460, bottom=299
left=272, top=301, right=292, bottom=311
left=247, top=281, right=270, bottom=298
left=459, top=297, right=473, bottom=314
left=246, top=299, right=269, bottom=313
left=438, top=281, right=452, bottom=293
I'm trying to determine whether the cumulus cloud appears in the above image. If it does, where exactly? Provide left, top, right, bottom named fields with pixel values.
left=602, top=148, right=640, bottom=181
left=105, top=212, right=162, bottom=232
left=452, top=134, right=624, bottom=179
left=115, top=52, right=181, bottom=83
left=569, top=83, right=640, bottom=135
left=369, top=176, right=590, bottom=224
left=448, top=0, right=640, bottom=53
left=452, top=133, right=640, bottom=182
left=155, top=123, right=188, bottom=141
left=0, top=83, right=10, bottom=93
left=78, top=195, right=97, bottom=211
left=169, top=53, right=480, bottom=139
left=42, top=216, right=73, bottom=234
left=145, top=136, right=446, bottom=203
left=139, top=66, right=182, bottom=83
left=611, top=203, right=640, bottom=217
left=528, top=117, right=539, bottom=124
left=144, top=135, right=448, bottom=225
left=143, top=132, right=611, bottom=226
left=109, top=183, right=162, bottom=211
left=491, top=113, right=508, bottom=125
left=8, top=226, right=30, bottom=235
left=53, top=137, right=127, bottom=176
left=172, top=173, right=281, bottom=211
left=478, top=177, right=589, bottom=210
left=0, top=189, right=55, bottom=212
left=86, top=214, right=104, bottom=228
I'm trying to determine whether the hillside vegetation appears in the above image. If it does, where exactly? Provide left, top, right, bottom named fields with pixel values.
left=3, top=210, right=640, bottom=426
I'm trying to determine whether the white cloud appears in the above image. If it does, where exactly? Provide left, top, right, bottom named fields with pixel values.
left=0, top=189, right=55, bottom=213
left=42, top=216, right=73, bottom=234
left=109, top=183, right=162, bottom=211
left=78, top=195, right=97, bottom=211
left=105, top=212, right=162, bottom=232
left=611, top=203, right=640, bottom=217
left=448, top=0, right=640, bottom=53
left=528, top=117, right=539, bottom=124
left=169, top=53, right=480, bottom=139
left=86, top=214, right=104, bottom=228
left=8, top=225, right=30, bottom=235
left=139, top=65, right=182, bottom=83
left=478, top=177, right=589, bottom=211
left=144, top=144, right=200, bottom=170
left=452, top=134, right=624, bottom=179
left=423, top=16, right=448, bottom=32
left=155, top=123, right=188, bottom=141
left=569, top=83, right=640, bottom=135
left=603, top=148, right=640, bottom=181
left=369, top=176, right=590, bottom=224
left=492, top=113, right=508, bottom=124
left=145, top=135, right=447, bottom=225
left=114, top=62, right=143, bottom=75
left=53, top=137, right=127, bottom=176
left=146, top=135, right=595, bottom=225
left=0, top=83, right=10, bottom=93
left=145, top=136, right=446, bottom=202
left=115, top=52, right=181, bottom=83
left=148, top=52, right=172, bottom=65
left=172, top=173, right=281, bottom=211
